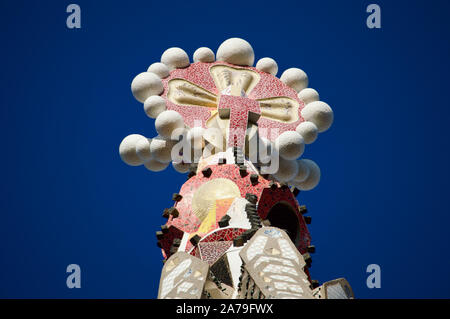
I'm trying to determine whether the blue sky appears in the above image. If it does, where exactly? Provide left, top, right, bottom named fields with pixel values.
left=0, top=0, right=449, bottom=298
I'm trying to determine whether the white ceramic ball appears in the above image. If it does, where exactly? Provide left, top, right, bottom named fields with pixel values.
left=187, top=127, right=205, bottom=150
left=275, top=131, right=305, bottom=160
left=155, top=110, right=185, bottom=139
left=298, top=88, right=319, bottom=105
left=301, top=101, right=334, bottom=133
left=147, top=62, right=170, bottom=79
left=150, top=137, right=176, bottom=163
left=119, top=134, right=146, bottom=166
left=172, top=161, right=190, bottom=173
left=144, top=158, right=170, bottom=172
left=144, top=95, right=166, bottom=119
left=131, top=72, right=164, bottom=103
left=135, top=137, right=152, bottom=161
left=280, top=68, right=308, bottom=92
left=161, top=47, right=190, bottom=70
left=255, top=57, right=278, bottom=75
left=216, top=38, right=255, bottom=66
left=273, top=157, right=299, bottom=182
left=296, top=159, right=320, bottom=190
left=296, top=121, right=318, bottom=144
left=193, top=47, right=215, bottom=63
left=291, top=159, right=311, bottom=184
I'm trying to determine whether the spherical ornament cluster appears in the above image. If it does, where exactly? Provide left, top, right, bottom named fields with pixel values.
left=121, top=37, right=334, bottom=191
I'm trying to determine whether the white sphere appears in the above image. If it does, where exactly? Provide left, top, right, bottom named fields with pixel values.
left=296, top=159, right=320, bottom=191
left=135, top=137, right=152, bottom=161
left=131, top=72, right=164, bottom=103
left=273, top=158, right=299, bottom=182
left=280, top=68, right=308, bottom=92
left=187, top=127, right=205, bottom=150
left=216, top=38, right=254, bottom=66
left=155, top=110, right=185, bottom=139
left=172, top=161, right=190, bottom=173
left=275, top=131, right=305, bottom=160
left=144, top=95, right=166, bottom=119
left=147, top=62, right=170, bottom=79
left=296, top=121, right=318, bottom=144
left=150, top=136, right=177, bottom=163
left=291, top=159, right=311, bottom=184
left=144, top=158, right=169, bottom=172
left=193, top=47, right=215, bottom=63
left=298, top=88, right=319, bottom=105
left=119, top=134, right=146, bottom=166
left=301, top=101, right=334, bottom=132
left=255, top=57, right=278, bottom=75
left=161, top=47, right=190, bottom=70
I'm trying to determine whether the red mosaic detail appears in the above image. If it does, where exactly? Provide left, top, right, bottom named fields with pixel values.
left=159, top=226, right=184, bottom=259
left=201, top=228, right=246, bottom=243
left=168, top=164, right=271, bottom=234
left=198, top=241, right=233, bottom=265
left=257, top=187, right=311, bottom=254
left=160, top=61, right=305, bottom=141
left=187, top=228, right=246, bottom=256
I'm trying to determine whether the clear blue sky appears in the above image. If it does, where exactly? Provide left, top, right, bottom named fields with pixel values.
left=1, top=0, right=449, bottom=298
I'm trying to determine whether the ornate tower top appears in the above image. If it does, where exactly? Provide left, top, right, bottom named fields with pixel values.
left=119, top=37, right=333, bottom=190
left=118, top=38, right=350, bottom=299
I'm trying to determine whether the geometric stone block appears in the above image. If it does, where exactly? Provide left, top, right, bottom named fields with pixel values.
left=250, top=174, right=259, bottom=186
left=245, top=193, right=258, bottom=204
left=240, top=227, right=306, bottom=269
left=312, top=278, right=354, bottom=299
left=158, top=252, right=209, bottom=299
left=172, top=193, right=183, bottom=202
left=238, top=227, right=313, bottom=299
left=218, top=214, right=231, bottom=228
left=190, top=234, right=201, bottom=246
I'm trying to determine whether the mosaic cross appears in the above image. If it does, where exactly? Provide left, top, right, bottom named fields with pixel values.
left=160, top=62, right=305, bottom=151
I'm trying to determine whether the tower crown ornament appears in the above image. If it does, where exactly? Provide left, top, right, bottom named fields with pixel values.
left=119, top=38, right=351, bottom=299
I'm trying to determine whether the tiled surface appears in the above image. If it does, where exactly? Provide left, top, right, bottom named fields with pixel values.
left=169, top=164, right=271, bottom=234
left=163, top=163, right=311, bottom=258
left=160, top=225, right=184, bottom=259
left=257, top=187, right=311, bottom=254
left=198, top=241, right=233, bottom=265
left=160, top=61, right=305, bottom=141
left=158, top=252, right=209, bottom=299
